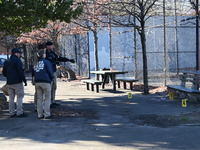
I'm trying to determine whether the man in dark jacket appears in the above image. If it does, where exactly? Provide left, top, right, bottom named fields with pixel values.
left=3, top=48, right=27, bottom=117
left=45, top=41, right=75, bottom=107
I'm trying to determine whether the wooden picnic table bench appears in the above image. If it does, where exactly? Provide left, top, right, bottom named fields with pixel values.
left=115, top=78, right=139, bottom=90
left=166, top=70, right=200, bottom=101
left=82, top=79, right=103, bottom=93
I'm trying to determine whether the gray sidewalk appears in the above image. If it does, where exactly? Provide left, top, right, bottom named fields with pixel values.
left=1, top=78, right=200, bottom=150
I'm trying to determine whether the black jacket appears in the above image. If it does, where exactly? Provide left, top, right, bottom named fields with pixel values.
left=34, top=58, right=54, bottom=83
left=45, top=50, right=71, bottom=72
left=3, top=55, right=27, bottom=85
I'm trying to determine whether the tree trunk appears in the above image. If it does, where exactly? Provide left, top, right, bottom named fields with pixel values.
left=140, top=21, right=149, bottom=94
left=52, top=37, right=59, bottom=54
left=74, top=34, right=79, bottom=75
left=52, top=28, right=59, bottom=54
left=93, top=30, right=99, bottom=80
left=22, top=44, right=28, bottom=72
left=93, top=30, right=99, bottom=71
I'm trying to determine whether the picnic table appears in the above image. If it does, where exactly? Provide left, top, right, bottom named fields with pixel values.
left=90, top=70, right=128, bottom=91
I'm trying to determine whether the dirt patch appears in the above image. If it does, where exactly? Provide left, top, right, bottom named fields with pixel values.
left=51, top=107, right=98, bottom=119
left=130, top=112, right=200, bottom=127
left=133, top=83, right=167, bottom=94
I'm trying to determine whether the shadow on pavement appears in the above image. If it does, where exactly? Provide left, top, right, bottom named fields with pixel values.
left=1, top=91, right=200, bottom=149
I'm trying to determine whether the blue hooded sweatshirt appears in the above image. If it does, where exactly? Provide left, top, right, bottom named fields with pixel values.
left=34, top=58, right=54, bottom=83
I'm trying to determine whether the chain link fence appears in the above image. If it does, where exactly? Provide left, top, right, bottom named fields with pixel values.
left=59, top=33, right=90, bottom=78
left=110, top=0, right=197, bottom=86
left=50, top=0, right=198, bottom=86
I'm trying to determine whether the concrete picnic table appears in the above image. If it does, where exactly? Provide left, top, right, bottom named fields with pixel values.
left=90, top=70, right=128, bottom=91
left=181, top=70, right=200, bottom=90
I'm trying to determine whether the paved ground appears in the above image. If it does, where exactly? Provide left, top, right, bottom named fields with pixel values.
left=1, top=75, right=200, bottom=150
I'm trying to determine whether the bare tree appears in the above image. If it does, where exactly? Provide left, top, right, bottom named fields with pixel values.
left=109, top=0, right=159, bottom=94
left=72, top=0, right=109, bottom=71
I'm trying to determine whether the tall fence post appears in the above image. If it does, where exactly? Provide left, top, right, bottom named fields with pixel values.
left=174, top=0, right=180, bottom=74
left=196, top=0, right=199, bottom=70
left=163, top=0, right=167, bottom=85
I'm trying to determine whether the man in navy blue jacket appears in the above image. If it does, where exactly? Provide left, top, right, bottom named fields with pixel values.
left=45, top=41, right=75, bottom=107
left=3, top=48, right=27, bottom=117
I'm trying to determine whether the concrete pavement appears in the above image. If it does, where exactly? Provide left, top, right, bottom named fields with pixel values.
left=1, top=76, right=200, bottom=150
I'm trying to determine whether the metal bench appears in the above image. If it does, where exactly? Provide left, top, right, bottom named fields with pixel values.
left=115, top=78, right=139, bottom=90
left=82, top=79, right=103, bottom=93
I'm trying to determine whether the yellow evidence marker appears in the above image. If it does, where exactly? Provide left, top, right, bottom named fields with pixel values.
left=128, top=93, right=132, bottom=99
left=168, top=92, right=174, bottom=100
left=182, top=99, right=187, bottom=107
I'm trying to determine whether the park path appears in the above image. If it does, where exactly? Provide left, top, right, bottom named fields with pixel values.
left=1, top=77, right=200, bottom=150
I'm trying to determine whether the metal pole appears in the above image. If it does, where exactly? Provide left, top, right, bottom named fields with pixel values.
left=133, top=0, right=138, bottom=79
left=196, top=0, right=199, bottom=70
left=109, top=6, right=112, bottom=68
left=163, top=0, right=167, bottom=85
left=174, top=0, right=179, bottom=74
left=74, top=34, right=78, bottom=75
left=87, top=32, right=91, bottom=78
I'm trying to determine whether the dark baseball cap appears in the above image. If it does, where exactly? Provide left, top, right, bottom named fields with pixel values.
left=46, top=41, right=53, bottom=46
left=11, top=48, right=22, bottom=54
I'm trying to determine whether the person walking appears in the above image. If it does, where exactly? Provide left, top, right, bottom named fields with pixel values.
left=2, top=48, right=27, bottom=118
left=45, top=41, right=75, bottom=108
left=34, top=49, right=54, bottom=119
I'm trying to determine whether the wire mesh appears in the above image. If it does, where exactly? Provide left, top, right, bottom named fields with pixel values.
left=59, top=33, right=89, bottom=78
left=56, top=0, right=198, bottom=86
left=109, top=0, right=197, bottom=86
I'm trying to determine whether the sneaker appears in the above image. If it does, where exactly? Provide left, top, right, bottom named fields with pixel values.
left=17, top=113, right=28, bottom=118
left=10, top=114, right=16, bottom=118
left=53, top=102, right=60, bottom=106
left=38, top=116, right=44, bottom=119
left=50, top=103, right=60, bottom=108
left=50, top=104, right=56, bottom=108
left=44, top=115, right=53, bottom=119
